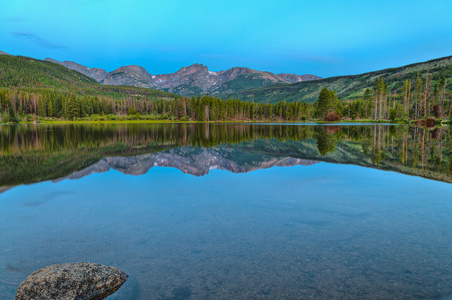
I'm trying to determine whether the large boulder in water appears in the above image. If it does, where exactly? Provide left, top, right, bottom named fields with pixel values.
left=15, top=262, right=128, bottom=300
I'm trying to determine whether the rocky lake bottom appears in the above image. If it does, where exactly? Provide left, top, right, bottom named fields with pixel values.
left=1, top=123, right=452, bottom=299
left=1, top=162, right=452, bottom=299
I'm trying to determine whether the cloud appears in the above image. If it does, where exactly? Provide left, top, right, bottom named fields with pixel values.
left=11, top=31, right=68, bottom=49
left=6, top=16, right=27, bottom=22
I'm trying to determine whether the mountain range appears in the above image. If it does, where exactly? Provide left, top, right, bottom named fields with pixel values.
left=2, top=50, right=451, bottom=104
left=44, top=57, right=321, bottom=96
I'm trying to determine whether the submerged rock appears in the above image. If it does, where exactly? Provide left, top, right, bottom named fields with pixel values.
left=15, top=262, right=128, bottom=300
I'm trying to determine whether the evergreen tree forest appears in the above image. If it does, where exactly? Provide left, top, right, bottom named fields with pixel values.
left=0, top=88, right=317, bottom=122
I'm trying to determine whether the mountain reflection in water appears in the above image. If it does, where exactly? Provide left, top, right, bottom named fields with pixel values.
left=0, top=123, right=451, bottom=189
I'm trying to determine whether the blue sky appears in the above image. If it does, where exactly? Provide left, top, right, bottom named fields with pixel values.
left=1, top=0, right=452, bottom=78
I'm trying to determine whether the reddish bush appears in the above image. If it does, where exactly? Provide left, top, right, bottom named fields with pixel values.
left=431, top=128, right=440, bottom=139
left=326, top=126, right=340, bottom=134
left=432, top=105, right=441, bottom=118
left=426, top=117, right=436, bottom=128
left=324, top=112, right=341, bottom=122
left=415, top=117, right=437, bottom=128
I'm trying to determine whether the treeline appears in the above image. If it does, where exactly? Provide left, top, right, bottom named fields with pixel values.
left=2, top=79, right=451, bottom=123
left=0, top=88, right=316, bottom=122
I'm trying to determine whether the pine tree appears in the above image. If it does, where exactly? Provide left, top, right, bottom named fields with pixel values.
left=402, top=79, right=411, bottom=114
left=47, top=99, right=53, bottom=117
left=316, top=88, right=331, bottom=119
left=373, top=78, right=381, bottom=120
left=414, top=74, right=423, bottom=119
left=68, top=93, right=80, bottom=120
left=424, top=68, right=430, bottom=117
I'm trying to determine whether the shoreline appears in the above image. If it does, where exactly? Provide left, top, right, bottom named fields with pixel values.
left=0, top=118, right=449, bottom=126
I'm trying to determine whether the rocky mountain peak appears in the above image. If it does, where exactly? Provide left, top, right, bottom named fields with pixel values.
left=102, top=65, right=156, bottom=88
left=116, top=65, right=148, bottom=72
left=177, top=63, right=209, bottom=75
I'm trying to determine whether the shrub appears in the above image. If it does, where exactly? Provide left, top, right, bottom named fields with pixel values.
left=1, top=111, right=10, bottom=123
left=324, top=111, right=341, bottom=122
left=389, top=108, right=397, bottom=121
left=301, top=115, right=307, bottom=121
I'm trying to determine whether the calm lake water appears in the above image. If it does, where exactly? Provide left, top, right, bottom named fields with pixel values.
left=1, top=123, right=452, bottom=299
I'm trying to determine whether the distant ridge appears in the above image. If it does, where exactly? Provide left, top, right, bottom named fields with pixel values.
left=45, top=58, right=107, bottom=82
left=45, top=58, right=322, bottom=96
left=226, top=55, right=452, bottom=103
left=0, top=50, right=11, bottom=56
left=277, top=73, right=320, bottom=83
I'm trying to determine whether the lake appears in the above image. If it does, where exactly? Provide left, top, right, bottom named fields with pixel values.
left=1, top=123, right=452, bottom=299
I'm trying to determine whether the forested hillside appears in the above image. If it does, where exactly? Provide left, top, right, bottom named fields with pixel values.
left=226, top=55, right=452, bottom=103
left=0, top=55, right=178, bottom=100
